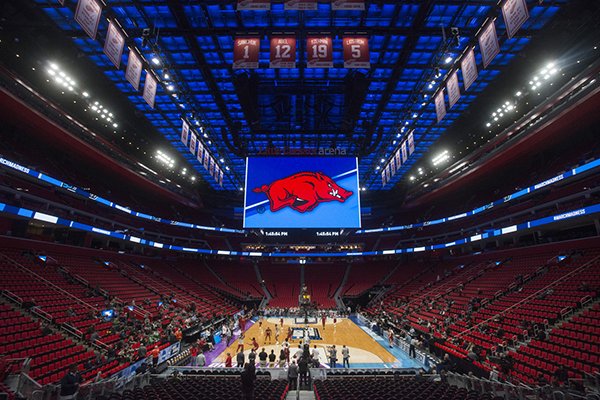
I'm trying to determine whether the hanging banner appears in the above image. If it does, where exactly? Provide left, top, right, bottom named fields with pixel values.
left=270, top=37, right=296, bottom=68
left=479, top=21, right=500, bottom=69
left=103, top=20, right=125, bottom=69
left=390, top=157, right=397, bottom=176
left=233, top=37, right=260, bottom=69
left=407, top=132, right=415, bottom=155
left=307, top=36, right=333, bottom=68
left=385, top=165, right=391, bottom=184
left=460, top=48, right=478, bottom=91
left=142, top=71, right=157, bottom=109
left=189, top=134, right=197, bottom=155
left=381, top=170, right=386, bottom=187
left=197, top=142, right=204, bottom=163
left=125, top=49, right=143, bottom=91
left=343, top=37, right=370, bottom=68
left=58, top=0, right=65, bottom=5
left=181, top=120, right=190, bottom=146
left=502, top=0, right=529, bottom=39
left=434, top=89, right=447, bottom=123
left=203, top=151, right=210, bottom=170
left=74, top=0, right=102, bottom=40
left=401, top=141, right=408, bottom=162
left=446, top=70, right=461, bottom=109
left=395, top=149, right=402, bottom=170
left=219, top=169, right=224, bottom=187
left=237, top=0, right=270, bottom=10
left=332, top=0, right=365, bottom=10
left=209, top=158, right=217, bottom=178
left=284, top=0, right=317, bottom=10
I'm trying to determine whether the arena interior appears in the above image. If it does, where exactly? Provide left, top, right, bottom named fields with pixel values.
left=1, top=0, right=600, bottom=399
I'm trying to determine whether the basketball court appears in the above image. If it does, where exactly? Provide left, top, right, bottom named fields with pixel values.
left=209, top=317, right=423, bottom=369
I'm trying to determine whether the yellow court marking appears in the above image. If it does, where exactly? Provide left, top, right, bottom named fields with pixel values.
left=214, top=318, right=396, bottom=364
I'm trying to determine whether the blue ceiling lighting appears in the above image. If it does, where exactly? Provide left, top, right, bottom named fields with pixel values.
left=35, top=0, right=563, bottom=192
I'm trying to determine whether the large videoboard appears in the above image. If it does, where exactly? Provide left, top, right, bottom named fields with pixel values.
left=244, top=157, right=361, bottom=229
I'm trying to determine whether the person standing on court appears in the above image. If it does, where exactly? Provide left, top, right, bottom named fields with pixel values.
left=329, top=345, right=337, bottom=368
left=236, top=349, right=245, bottom=368
left=287, top=360, right=298, bottom=390
left=342, top=345, right=350, bottom=368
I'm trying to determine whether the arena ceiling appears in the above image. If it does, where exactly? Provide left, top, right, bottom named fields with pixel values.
left=28, top=0, right=566, bottom=192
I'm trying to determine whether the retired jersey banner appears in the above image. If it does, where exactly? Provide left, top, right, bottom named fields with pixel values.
left=284, top=0, right=317, bottom=10
left=125, top=49, right=143, bottom=91
left=142, top=71, right=157, bottom=109
left=401, top=141, right=409, bottom=162
left=479, top=22, right=500, bottom=69
left=237, top=0, right=270, bottom=10
left=460, top=48, right=478, bottom=91
left=332, top=0, right=365, bottom=10
left=196, top=142, right=204, bottom=163
left=381, top=170, right=387, bottom=186
left=434, top=89, right=447, bottom=123
left=75, top=0, right=102, bottom=40
left=270, top=37, right=296, bottom=68
left=502, top=0, right=529, bottom=39
left=307, top=37, right=333, bottom=68
left=189, top=134, right=197, bottom=155
left=446, top=70, right=461, bottom=109
left=219, top=169, right=224, bottom=187
left=343, top=37, right=370, bottom=68
left=103, top=20, right=125, bottom=69
left=233, top=37, right=260, bottom=69
left=203, top=150, right=210, bottom=170
left=395, top=149, right=402, bottom=170
left=181, top=120, right=189, bottom=146
left=407, top=132, right=415, bottom=155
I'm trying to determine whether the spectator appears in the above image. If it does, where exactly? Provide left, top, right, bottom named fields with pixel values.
left=268, top=350, right=276, bottom=367
left=258, top=348, right=268, bottom=367
left=59, top=365, right=82, bottom=400
left=328, top=345, right=337, bottom=368
left=341, top=345, right=350, bottom=368
left=287, top=360, right=298, bottom=390
left=196, top=350, right=206, bottom=367
left=236, top=350, right=245, bottom=368
left=248, top=349, right=256, bottom=366
left=225, top=352, right=232, bottom=368
left=240, top=363, right=256, bottom=400
left=279, top=348, right=287, bottom=367
left=298, top=356, right=309, bottom=387
left=311, top=345, right=320, bottom=367
left=151, top=346, right=159, bottom=365
left=409, top=337, right=418, bottom=358
left=489, top=366, right=499, bottom=381
left=553, top=365, right=568, bottom=385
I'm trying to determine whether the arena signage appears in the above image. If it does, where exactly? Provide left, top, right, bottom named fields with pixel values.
left=256, top=147, right=348, bottom=156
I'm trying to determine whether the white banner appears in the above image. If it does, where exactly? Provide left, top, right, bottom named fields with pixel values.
left=502, top=0, right=529, bottom=39
left=407, top=132, right=415, bottom=155
left=219, top=169, right=224, bottom=187
left=460, top=48, right=478, bottom=91
left=446, top=70, right=461, bottom=109
left=142, top=71, right=157, bottom=109
left=381, top=170, right=386, bottom=187
left=479, top=21, right=500, bottom=69
left=395, top=150, right=402, bottom=170
left=196, top=142, right=204, bottom=163
left=125, top=49, right=143, bottom=91
left=203, top=151, right=210, bottom=170
left=103, top=20, right=125, bottom=69
left=401, top=141, right=408, bottom=162
left=75, top=0, right=102, bottom=40
left=181, top=120, right=189, bottom=146
left=332, top=0, right=365, bottom=10
left=434, top=89, right=447, bottom=123
left=284, top=0, right=317, bottom=10
left=189, top=134, right=197, bottom=155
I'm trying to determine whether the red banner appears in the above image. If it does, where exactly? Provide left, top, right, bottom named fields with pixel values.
left=460, top=48, right=478, bottom=91
left=125, top=49, right=143, bottom=91
left=479, top=21, right=500, bottom=69
left=203, top=151, right=210, bottom=170
left=332, top=0, right=365, bottom=10
left=307, top=36, right=333, bottom=68
left=270, top=37, right=296, bottom=68
left=502, top=0, right=529, bottom=39
left=407, top=132, right=415, bottom=155
left=284, top=0, right=317, bottom=10
left=197, top=142, right=204, bottom=163
left=237, top=0, right=270, bottom=10
left=343, top=37, right=370, bottom=68
left=103, top=20, right=125, bottom=69
left=233, top=37, right=260, bottom=69
left=181, top=120, right=189, bottom=146
left=189, top=134, right=197, bottom=155
left=446, top=70, right=461, bottom=109
left=434, top=89, right=447, bottom=123
left=74, top=0, right=102, bottom=40
left=142, top=71, right=157, bottom=109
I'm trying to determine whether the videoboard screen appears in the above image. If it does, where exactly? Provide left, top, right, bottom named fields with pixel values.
left=244, top=157, right=361, bottom=229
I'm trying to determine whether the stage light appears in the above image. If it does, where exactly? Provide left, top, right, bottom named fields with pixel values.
left=82, top=91, right=89, bottom=97
left=486, top=123, right=491, bottom=127
left=219, top=158, right=225, bottom=163
left=151, top=57, right=161, bottom=65
left=444, top=56, right=453, bottom=64
left=167, top=84, right=175, bottom=91
left=515, top=91, right=522, bottom=97
left=409, top=176, right=415, bottom=181
left=432, top=150, right=450, bottom=166
left=191, top=176, right=196, bottom=181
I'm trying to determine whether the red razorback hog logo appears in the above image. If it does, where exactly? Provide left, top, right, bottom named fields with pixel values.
left=253, top=172, right=353, bottom=213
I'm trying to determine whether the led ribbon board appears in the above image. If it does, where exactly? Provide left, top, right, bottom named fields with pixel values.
left=1, top=201, right=598, bottom=258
